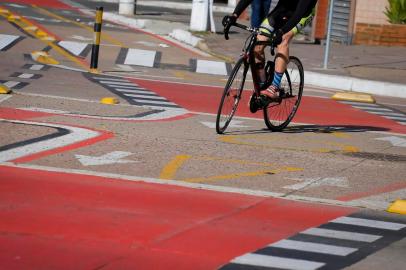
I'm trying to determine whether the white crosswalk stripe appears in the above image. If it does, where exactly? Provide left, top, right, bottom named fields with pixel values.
left=58, top=40, right=90, bottom=57
left=331, top=216, right=406, bottom=230
left=231, top=253, right=325, bottom=270
left=340, top=101, right=406, bottom=126
left=270, top=239, right=357, bottom=256
left=301, top=227, right=382, bottom=242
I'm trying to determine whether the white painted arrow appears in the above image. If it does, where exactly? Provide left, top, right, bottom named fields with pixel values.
left=284, top=177, right=349, bottom=190
left=375, top=136, right=406, bottom=147
left=201, top=120, right=249, bottom=129
left=75, top=151, right=137, bottom=166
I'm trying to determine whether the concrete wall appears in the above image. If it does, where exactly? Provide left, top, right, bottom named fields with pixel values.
left=354, top=0, right=389, bottom=25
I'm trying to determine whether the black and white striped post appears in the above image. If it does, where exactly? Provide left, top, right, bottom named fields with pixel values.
left=90, top=6, right=103, bottom=73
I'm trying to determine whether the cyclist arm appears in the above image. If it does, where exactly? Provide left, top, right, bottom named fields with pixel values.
left=232, top=0, right=253, bottom=17
left=280, top=0, right=317, bottom=34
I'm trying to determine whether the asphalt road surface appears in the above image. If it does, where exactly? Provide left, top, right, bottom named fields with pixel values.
left=0, top=1, right=405, bottom=270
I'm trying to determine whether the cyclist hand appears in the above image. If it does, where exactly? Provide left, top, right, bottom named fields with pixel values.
left=222, top=14, right=237, bottom=27
left=272, top=29, right=284, bottom=47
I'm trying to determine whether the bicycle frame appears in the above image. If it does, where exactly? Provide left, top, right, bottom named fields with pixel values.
left=232, top=23, right=275, bottom=96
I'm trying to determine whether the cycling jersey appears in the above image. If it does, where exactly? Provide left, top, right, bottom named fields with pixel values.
left=233, top=0, right=318, bottom=34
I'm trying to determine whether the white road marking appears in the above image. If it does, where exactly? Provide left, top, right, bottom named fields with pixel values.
left=352, top=106, right=392, bottom=112
left=331, top=216, right=406, bottom=230
left=18, top=107, right=69, bottom=114
left=93, top=77, right=129, bottom=83
left=29, top=64, right=45, bottom=71
left=124, top=48, right=156, bottom=67
left=375, top=136, right=406, bottom=147
left=115, top=88, right=152, bottom=94
left=231, top=253, right=325, bottom=270
left=270, top=239, right=358, bottom=256
left=3, top=81, right=21, bottom=88
left=18, top=107, right=189, bottom=121
left=0, top=34, right=20, bottom=50
left=71, top=35, right=93, bottom=41
left=196, top=60, right=228, bottom=75
left=383, top=115, right=406, bottom=121
left=0, top=119, right=100, bottom=162
left=284, top=177, right=349, bottom=190
left=340, top=101, right=379, bottom=107
left=301, top=228, right=382, bottom=242
left=124, top=94, right=166, bottom=100
left=58, top=40, right=89, bottom=56
left=75, top=151, right=137, bottom=166
left=138, top=99, right=177, bottom=105
left=18, top=73, right=35, bottom=79
left=369, top=111, right=404, bottom=116
left=99, top=81, right=138, bottom=86
left=0, top=95, right=12, bottom=103
left=201, top=120, right=248, bottom=129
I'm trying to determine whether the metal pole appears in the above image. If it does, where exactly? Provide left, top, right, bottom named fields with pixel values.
left=90, top=6, right=103, bottom=73
left=323, top=0, right=334, bottom=69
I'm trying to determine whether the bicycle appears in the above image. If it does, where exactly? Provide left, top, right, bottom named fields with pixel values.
left=215, top=22, right=304, bottom=134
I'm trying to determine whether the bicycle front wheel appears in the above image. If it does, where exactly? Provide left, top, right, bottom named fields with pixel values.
left=263, top=56, right=304, bottom=131
left=216, top=57, right=248, bottom=134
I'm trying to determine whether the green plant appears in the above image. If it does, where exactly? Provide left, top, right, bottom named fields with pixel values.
left=385, top=0, right=406, bottom=24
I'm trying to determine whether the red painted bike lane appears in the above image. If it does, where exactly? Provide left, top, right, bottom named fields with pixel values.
left=135, top=79, right=406, bottom=134
left=0, top=165, right=355, bottom=270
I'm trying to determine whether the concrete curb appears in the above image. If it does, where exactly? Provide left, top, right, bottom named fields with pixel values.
left=305, top=71, right=406, bottom=98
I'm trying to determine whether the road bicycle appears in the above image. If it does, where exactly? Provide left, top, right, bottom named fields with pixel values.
left=215, top=22, right=304, bottom=134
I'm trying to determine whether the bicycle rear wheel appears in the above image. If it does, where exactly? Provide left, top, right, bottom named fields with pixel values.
left=216, top=57, right=248, bottom=134
left=263, top=56, right=304, bottom=131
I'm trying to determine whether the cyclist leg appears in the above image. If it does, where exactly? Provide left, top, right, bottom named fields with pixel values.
left=257, top=8, right=291, bottom=98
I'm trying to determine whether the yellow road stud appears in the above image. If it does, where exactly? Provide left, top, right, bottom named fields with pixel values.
left=387, top=200, right=406, bottom=215
left=101, top=97, right=119, bottom=105
left=332, top=92, right=376, bottom=104
left=0, top=84, right=11, bottom=94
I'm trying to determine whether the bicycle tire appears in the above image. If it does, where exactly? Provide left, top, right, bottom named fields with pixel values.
left=216, top=57, right=248, bottom=134
left=263, top=56, right=304, bottom=131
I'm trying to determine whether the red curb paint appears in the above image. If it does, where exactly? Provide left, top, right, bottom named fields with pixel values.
left=336, top=180, right=406, bottom=201
left=132, top=79, right=406, bottom=134
left=0, top=165, right=355, bottom=270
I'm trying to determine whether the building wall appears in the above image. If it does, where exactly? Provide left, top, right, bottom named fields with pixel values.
left=354, top=0, right=389, bottom=26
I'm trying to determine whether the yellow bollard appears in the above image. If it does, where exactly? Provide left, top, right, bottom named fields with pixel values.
left=90, top=7, right=103, bottom=73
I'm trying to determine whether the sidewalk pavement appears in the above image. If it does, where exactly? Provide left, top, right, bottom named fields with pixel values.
left=83, top=0, right=406, bottom=98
